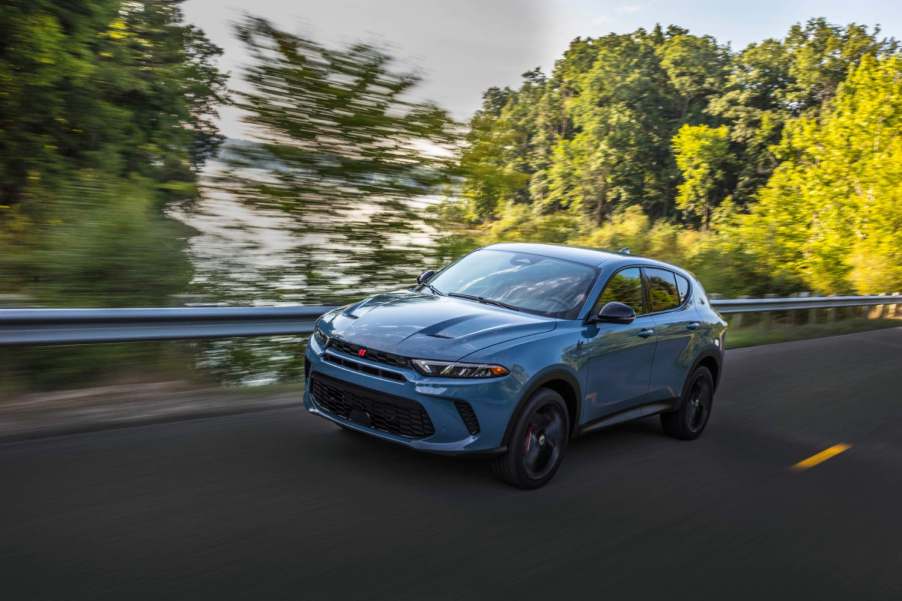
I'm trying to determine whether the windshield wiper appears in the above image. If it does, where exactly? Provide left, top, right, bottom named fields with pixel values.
left=447, top=292, right=519, bottom=312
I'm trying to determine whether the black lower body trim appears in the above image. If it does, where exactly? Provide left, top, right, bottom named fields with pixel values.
left=577, top=400, right=677, bottom=436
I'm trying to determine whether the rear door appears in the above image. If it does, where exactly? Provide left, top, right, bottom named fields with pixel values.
left=644, top=268, right=699, bottom=402
left=580, top=267, right=657, bottom=422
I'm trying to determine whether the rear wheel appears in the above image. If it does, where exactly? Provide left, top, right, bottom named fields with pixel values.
left=661, top=366, right=714, bottom=440
left=492, top=388, right=569, bottom=489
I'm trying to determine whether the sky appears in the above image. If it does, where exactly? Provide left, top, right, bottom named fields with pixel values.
left=181, top=0, right=902, bottom=139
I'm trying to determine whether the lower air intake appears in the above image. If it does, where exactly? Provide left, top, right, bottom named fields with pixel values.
left=454, top=401, right=480, bottom=435
left=311, top=373, right=435, bottom=439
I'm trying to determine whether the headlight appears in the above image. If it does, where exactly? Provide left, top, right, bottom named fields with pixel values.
left=411, top=359, right=509, bottom=378
left=312, top=325, right=329, bottom=347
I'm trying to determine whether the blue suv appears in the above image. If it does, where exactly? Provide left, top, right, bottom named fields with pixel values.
left=305, top=243, right=726, bottom=488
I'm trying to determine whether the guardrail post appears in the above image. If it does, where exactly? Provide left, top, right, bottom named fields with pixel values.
left=732, top=298, right=745, bottom=328
left=761, top=294, right=776, bottom=330
left=825, top=294, right=836, bottom=323
left=800, top=292, right=813, bottom=325
left=786, top=292, right=798, bottom=326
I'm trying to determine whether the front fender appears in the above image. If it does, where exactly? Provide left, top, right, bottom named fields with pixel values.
left=458, top=321, right=584, bottom=445
left=499, top=365, right=583, bottom=446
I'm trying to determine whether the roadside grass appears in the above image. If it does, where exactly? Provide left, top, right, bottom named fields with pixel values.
left=726, top=315, right=901, bottom=349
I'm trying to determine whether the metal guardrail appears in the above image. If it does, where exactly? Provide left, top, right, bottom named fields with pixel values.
left=0, top=306, right=329, bottom=346
left=0, top=295, right=898, bottom=346
left=710, top=294, right=902, bottom=314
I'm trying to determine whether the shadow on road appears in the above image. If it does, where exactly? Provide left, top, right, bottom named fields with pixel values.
left=283, top=413, right=673, bottom=492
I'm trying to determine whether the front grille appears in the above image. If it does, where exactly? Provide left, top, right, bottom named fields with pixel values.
left=311, top=373, right=435, bottom=439
left=323, top=352, right=405, bottom=382
left=454, top=401, right=480, bottom=435
left=327, top=338, right=410, bottom=369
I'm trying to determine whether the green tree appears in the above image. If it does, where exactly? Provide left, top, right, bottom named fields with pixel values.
left=0, top=1, right=226, bottom=388
left=104, top=1, right=228, bottom=199
left=0, top=1, right=226, bottom=208
left=0, top=0, right=120, bottom=205
left=0, top=1, right=226, bottom=309
left=445, top=18, right=902, bottom=301
left=672, top=124, right=732, bottom=227
left=459, top=86, right=528, bottom=220
left=740, top=55, right=902, bottom=294
left=657, top=29, right=730, bottom=123
left=708, top=18, right=896, bottom=205
left=220, top=17, right=457, bottom=303
left=546, top=29, right=681, bottom=221
left=457, top=26, right=734, bottom=225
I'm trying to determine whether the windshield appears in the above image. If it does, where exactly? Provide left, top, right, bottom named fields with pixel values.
left=428, top=249, right=597, bottom=319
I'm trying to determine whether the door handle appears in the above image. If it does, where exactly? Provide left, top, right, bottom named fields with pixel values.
left=638, top=328, right=655, bottom=338
left=686, top=322, right=700, bottom=331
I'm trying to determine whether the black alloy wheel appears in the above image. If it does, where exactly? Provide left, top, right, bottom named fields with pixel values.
left=493, top=388, right=569, bottom=489
left=686, top=376, right=712, bottom=434
left=661, top=366, right=715, bottom=440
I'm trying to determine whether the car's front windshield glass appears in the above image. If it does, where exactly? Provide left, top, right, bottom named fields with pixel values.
left=428, top=249, right=596, bottom=319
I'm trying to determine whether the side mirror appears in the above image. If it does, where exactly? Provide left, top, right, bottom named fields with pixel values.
left=595, top=301, right=636, bottom=324
left=417, top=270, right=435, bottom=285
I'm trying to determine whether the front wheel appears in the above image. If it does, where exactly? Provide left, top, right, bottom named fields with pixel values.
left=661, top=366, right=714, bottom=440
left=492, top=388, right=569, bottom=489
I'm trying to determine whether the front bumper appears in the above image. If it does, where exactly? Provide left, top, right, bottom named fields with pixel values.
left=303, top=339, right=521, bottom=454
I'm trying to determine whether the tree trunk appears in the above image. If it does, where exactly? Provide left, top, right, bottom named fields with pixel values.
left=594, top=180, right=608, bottom=225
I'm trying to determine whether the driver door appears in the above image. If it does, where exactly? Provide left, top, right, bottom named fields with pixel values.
left=578, top=268, right=657, bottom=423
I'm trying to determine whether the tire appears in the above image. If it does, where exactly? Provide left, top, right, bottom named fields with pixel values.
left=492, top=388, right=570, bottom=489
left=661, top=366, right=714, bottom=440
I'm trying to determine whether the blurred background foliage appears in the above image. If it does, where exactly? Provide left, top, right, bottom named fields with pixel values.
left=450, top=20, right=901, bottom=297
left=0, top=0, right=226, bottom=304
left=213, top=16, right=458, bottom=306
left=0, top=0, right=225, bottom=391
left=0, top=5, right=899, bottom=391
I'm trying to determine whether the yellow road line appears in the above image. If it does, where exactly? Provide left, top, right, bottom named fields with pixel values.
left=792, top=444, right=852, bottom=471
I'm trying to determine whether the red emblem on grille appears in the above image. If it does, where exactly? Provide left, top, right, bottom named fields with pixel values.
left=357, top=348, right=367, bottom=358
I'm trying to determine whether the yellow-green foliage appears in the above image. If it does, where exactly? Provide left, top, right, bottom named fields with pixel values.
left=568, top=206, right=770, bottom=295
left=473, top=202, right=805, bottom=297
left=741, top=55, right=902, bottom=294
left=481, top=203, right=583, bottom=244
left=452, top=19, right=901, bottom=297
left=481, top=205, right=705, bottom=278
left=573, top=207, right=693, bottom=263
left=672, top=124, right=732, bottom=227
left=462, top=52, right=902, bottom=297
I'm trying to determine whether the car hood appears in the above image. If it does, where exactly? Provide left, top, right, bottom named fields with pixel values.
left=320, top=290, right=556, bottom=361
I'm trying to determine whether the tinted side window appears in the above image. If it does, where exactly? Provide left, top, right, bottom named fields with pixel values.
left=645, top=268, right=680, bottom=312
left=675, top=273, right=690, bottom=302
left=594, top=268, right=646, bottom=315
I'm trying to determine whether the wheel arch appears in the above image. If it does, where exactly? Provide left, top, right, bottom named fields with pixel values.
left=690, top=350, right=723, bottom=391
left=502, top=367, right=582, bottom=446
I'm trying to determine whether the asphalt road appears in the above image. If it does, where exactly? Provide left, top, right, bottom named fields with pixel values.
left=3, top=328, right=902, bottom=600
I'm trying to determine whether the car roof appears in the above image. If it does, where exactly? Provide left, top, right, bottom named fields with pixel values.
left=483, top=242, right=686, bottom=273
